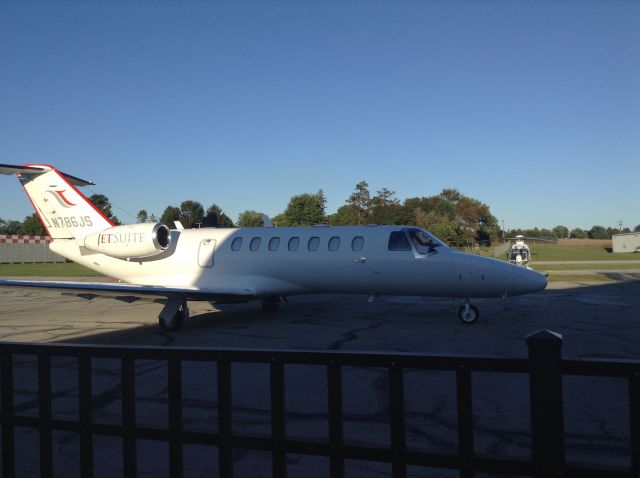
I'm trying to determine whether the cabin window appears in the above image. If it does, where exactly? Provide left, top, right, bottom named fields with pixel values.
left=308, top=236, right=320, bottom=251
left=250, top=237, right=261, bottom=251
left=328, top=236, right=340, bottom=251
left=288, top=237, right=300, bottom=251
left=388, top=231, right=411, bottom=251
left=268, top=237, right=280, bottom=251
left=351, top=236, right=364, bottom=251
left=231, top=237, right=243, bottom=251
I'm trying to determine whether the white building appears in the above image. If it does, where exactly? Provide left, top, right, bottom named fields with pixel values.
left=612, top=232, right=640, bottom=254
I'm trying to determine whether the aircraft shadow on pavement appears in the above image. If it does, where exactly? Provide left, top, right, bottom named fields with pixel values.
left=45, top=279, right=640, bottom=360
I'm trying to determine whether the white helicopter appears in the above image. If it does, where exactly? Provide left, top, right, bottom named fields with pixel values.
left=506, top=235, right=555, bottom=267
left=507, top=235, right=532, bottom=267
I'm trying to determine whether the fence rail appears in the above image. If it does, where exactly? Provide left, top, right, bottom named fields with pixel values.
left=0, top=330, right=638, bottom=478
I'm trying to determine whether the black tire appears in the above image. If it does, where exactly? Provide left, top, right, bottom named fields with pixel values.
left=159, top=310, right=184, bottom=331
left=262, top=297, right=280, bottom=313
left=458, top=304, right=480, bottom=324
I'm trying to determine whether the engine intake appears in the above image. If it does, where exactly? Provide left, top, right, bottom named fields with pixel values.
left=83, top=223, right=171, bottom=259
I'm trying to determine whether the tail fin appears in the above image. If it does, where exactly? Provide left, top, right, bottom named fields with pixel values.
left=0, top=164, right=114, bottom=239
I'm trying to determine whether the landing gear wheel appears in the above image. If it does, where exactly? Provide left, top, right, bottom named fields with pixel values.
left=458, top=304, right=479, bottom=324
left=159, top=310, right=184, bottom=331
left=262, top=296, right=280, bottom=313
left=159, top=302, right=188, bottom=331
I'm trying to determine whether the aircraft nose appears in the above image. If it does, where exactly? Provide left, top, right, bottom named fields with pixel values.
left=511, top=266, right=548, bottom=295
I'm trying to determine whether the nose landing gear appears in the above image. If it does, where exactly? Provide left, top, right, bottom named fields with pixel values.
left=458, top=300, right=479, bottom=324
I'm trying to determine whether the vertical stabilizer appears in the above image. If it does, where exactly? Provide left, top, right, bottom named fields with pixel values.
left=1, top=164, right=114, bottom=240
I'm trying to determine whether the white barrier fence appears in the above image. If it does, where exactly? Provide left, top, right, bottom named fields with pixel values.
left=0, top=235, right=66, bottom=263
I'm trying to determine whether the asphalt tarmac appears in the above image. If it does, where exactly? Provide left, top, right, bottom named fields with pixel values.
left=1, top=279, right=639, bottom=477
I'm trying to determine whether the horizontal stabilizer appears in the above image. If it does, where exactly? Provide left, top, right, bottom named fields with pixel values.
left=0, top=163, right=95, bottom=187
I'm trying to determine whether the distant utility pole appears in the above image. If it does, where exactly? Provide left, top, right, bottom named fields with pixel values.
left=618, top=220, right=623, bottom=232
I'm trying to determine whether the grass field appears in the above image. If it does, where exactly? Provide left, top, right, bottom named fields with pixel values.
left=0, top=262, right=104, bottom=277
left=530, top=243, right=640, bottom=261
left=460, top=239, right=640, bottom=262
left=546, top=273, right=613, bottom=282
left=531, top=263, right=640, bottom=271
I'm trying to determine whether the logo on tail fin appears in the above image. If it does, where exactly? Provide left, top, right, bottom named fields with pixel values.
left=45, top=190, right=76, bottom=208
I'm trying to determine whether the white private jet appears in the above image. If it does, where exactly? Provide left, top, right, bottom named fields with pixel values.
left=0, top=164, right=547, bottom=330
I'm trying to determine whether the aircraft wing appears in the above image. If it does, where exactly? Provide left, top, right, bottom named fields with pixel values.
left=0, top=279, right=256, bottom=304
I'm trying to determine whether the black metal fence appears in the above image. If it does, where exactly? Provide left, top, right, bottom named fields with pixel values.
left=0, top=330, right=638, bottom=478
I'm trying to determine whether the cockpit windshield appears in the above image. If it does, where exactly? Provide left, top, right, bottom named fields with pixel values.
left=406, top=228, right=447, bottom=254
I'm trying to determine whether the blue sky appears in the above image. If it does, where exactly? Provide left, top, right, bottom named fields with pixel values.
left=1, top=0, right=638, bottom=230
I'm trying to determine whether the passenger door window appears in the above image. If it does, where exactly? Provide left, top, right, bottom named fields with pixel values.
left=288, top=237, right=300, bottom=251
left=268, top=237, right=280, bottom=251
left=308, top=236, right=320, bottom=251
left=250, top=237, right=261, bottom=251
left=351, top=236, right=364, bottom=251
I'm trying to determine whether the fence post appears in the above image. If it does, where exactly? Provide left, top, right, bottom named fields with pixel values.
left=527, top=330, right=564, bottom=478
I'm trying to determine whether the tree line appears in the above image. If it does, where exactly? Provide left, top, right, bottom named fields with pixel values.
left=508, top=225, right=640, bottom=240
left=144, top=182, right=500, bottom=245
left=1, top=186, right=638, bottom=245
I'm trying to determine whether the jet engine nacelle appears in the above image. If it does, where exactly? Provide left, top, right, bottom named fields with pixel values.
left=83, top=223, right=171, bottom=259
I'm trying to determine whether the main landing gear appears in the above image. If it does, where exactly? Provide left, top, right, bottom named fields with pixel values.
left=262, top=296, right=280, bottom=313
left=458, top=299, right=479, bottom=324
left=158, top=299, right=189, bottom=331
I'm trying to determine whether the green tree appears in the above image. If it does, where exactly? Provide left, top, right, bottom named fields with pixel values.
left=20, top=213, right=46, bottom=235
left=89, top=194, right=120, bottom=225
left=344, top=181, right=371, bottom=225
left=271, top=213, right=290, bottom=227
left=160, top=206, right=182, bottom=228
left=203, top=204, right=234, bottom=228
left=635, top=225, right=640, bottom=233
left=371, top=187, right=399, bottom=208
left=569, top=228, right=587, bottom=239
left=368, top=203, right=408, bottom=225
left=238, top=210, right=265, bottom=227
left=588, top=225, right=609, bottom=239
left=179, top=200, right=205, bottom=228
left=0, top=219, right=22, bottom=234
left=552, top=225, right=569, bottom=239
left=283, top=190, right=326, bottom=226
left=404, top=189, right=499, bottom=245
left=368, top=188, right=408, bottom=225
left=414, top=209, right=456, bottom=243
left=136, top=210, right=148, bottom=223
left=327, top=204, right=363, bottom=226
left=440, top=188, right=462, bottom=203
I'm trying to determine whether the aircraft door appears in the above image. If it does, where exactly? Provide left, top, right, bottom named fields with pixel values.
left=198, top=239, right=216, bottom=268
